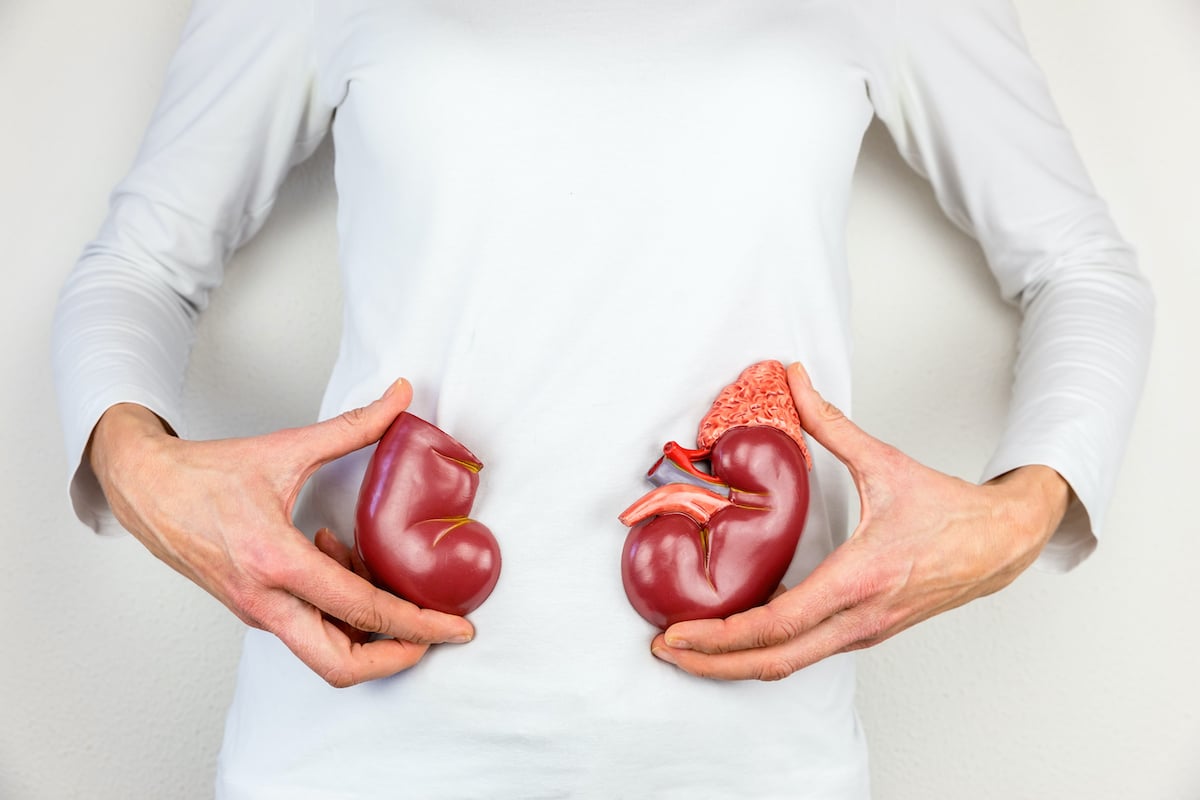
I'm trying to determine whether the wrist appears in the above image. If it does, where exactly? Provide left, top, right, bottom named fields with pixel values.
left=88, top=403, right=177, bottom=486
left=985, top=465, right=1071, bottom=550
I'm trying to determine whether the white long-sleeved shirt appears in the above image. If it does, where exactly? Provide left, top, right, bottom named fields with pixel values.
left=52, top=1, right=1154, bottom=797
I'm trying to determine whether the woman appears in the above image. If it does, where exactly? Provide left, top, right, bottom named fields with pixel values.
left=53, top=0, right=1153, bottom=796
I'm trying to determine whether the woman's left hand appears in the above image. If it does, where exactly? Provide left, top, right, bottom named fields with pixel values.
left=650, top=362, right=1071, bottom=681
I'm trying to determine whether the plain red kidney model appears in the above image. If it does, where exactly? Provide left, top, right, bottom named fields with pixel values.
left=355, top=413, right=501, bottom=616
left=619, top=360, right=813, bottom=629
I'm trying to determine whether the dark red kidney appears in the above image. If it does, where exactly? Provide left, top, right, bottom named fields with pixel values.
left=621, top=425, right=809, bottom=629
left=355, top=413, right=500, bottom=616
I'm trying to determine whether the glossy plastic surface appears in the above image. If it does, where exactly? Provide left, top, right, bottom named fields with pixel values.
left=619, top=360, right=811, bottom=629
left=355, top=413, right=501, bottom=616
left=621, top=426, right=809, bottom=629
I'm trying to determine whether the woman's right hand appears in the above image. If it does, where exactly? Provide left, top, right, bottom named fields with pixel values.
left=88, top=379, right=475, bottom=688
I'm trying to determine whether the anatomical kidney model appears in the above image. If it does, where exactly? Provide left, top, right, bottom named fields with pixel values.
left=619, top=360, right=812, bottom=629
left=355, top=413, right=501, bottom=616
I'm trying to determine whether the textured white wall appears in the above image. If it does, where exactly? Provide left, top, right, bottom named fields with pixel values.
left=1, top=1, right=1196, bottom=798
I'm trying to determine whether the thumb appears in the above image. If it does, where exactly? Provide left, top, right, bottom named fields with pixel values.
left=301, top=377, right=414, bottom=467
left=786, top=362, right=881, bottom=473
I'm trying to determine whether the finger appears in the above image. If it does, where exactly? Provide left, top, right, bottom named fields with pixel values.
left=314, top=527, right=374, bottom=582
left=786, top=361, right=883, bottom=473
left=284, top=544, right=475, bottom=645
left=276, top=599, right=432, bottom=687
left=313, top=529, right=372, bottom=644
left=652, top=608, right=869, bottom=681
left=662, top=559, right=852, bottom=654
left=315, top=528, right=352, bottom=570
left=299, top=377, right=414, bottom=468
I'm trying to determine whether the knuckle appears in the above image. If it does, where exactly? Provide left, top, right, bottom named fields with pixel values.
left=343, top=601, right=387, bottom=634
left=321, top=663, right=360, bottom=689
left=818, top=398, right=845, bottom=424
left=847, top=619, right=879, bottom=645
left=754, top=614, right=801, bottom=649
left=844, top=629, right=889, bottom=652
left=338, top=406, right=370, bottom=430
left=869, top=611, right=897, bottom=638
left=756, top=657, right=797, bottom=682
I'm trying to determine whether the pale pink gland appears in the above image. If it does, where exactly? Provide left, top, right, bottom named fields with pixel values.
left=696, top=359, right=813, bottom=470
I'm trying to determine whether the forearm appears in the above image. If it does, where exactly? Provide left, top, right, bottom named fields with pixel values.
left=53, top=257, right=198, bottom=533
left=983, top=257, right=1155, bottom=568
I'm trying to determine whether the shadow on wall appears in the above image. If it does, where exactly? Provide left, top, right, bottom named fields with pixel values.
left=848, top=119, right=1018, bottom=472
left=182, top=135, right=344, bottom=441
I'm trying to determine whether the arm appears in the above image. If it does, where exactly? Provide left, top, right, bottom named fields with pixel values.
left=863, top=0, right=1155, bottom=570
left=53, top=0, right=334, bottom=529
left=52, top=0, right=472, bottom=685
left=651, top=0, right=1154, bottom=679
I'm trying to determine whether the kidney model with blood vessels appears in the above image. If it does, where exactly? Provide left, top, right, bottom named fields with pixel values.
left=619, top=360, right=812, bottom=629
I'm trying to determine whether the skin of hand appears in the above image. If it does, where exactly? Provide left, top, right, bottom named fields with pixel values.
left=650, top=362, right=1071, bottom=681
left=88, top=378, right=475, bottom=688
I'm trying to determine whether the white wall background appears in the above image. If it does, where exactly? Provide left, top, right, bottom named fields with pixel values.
left=1, top=1, right=1196, bottom=798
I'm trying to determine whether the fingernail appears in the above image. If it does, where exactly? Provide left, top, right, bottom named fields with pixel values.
left=789, top=362, right=812, bottom=388
left=449, top=632, right=473, bottom=644
left=664, top=636, right=691, bottom=650
left=652, top=647, right=677, bottom=665
left=383, top=378, right=406, bottom=399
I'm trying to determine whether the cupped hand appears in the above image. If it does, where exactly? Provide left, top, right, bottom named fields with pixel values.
left=89, top=379, right=475, bottom=687
left=650, top=362, right=1070, bottom=681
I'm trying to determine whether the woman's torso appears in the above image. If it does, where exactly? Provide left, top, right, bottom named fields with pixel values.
left=219, top=2, right=879, bottom=797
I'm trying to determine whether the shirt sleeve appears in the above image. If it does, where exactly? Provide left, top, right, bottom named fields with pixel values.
left=860, top=0, right=1155, bottom=571
left=51, top=0, right=334, bottom=535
